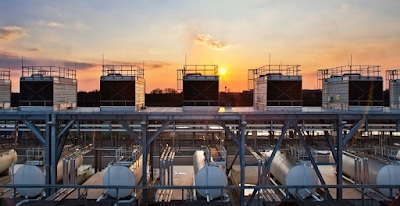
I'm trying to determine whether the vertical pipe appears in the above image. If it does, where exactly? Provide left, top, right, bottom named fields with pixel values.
left=363, top=157, right=369, bottom=184
left=63, top=158, right=68, bottom=185
left=70, top=157, right=76, bottom=185
left=354, top=157, right=358, bottom=184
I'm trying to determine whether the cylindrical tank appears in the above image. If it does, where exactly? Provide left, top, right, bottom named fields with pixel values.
left=56, top=153, right=83, bottom=182
left=103, top=155, right=143, bottom=199
left=13, top=165, right=45, bottom=198
left=0, top=149, right=17, bottom=174
left=342, top=153, right=400, bottom=197
left=193, top=150, right=228, bottom=200
left=268, top=150, right=318, bottom=199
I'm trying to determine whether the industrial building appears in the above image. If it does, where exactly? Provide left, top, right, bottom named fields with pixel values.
left=0, top=63, right=399, bottom=206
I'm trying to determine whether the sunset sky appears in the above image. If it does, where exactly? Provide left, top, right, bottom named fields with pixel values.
left=0, top=1, right=399, bottom=92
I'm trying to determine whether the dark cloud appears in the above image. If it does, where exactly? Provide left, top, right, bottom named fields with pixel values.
left=194, top=34, right=233, bottom=50
left=28, top=48, right=41, bottom=52
left=0, top=49, right=97, bottom=70
left=0, top=26, right=28, bottom=41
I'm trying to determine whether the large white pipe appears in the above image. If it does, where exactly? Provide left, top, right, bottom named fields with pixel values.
left=0, top=149, right=17, bottom=174
left=193, top=150, right=228, bottom=200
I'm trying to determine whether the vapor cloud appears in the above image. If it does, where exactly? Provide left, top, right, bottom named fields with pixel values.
left=0, top=26, right=28, bottom=41
left=194, top=34, right=233, bottom=50
left=36, top=20, right=64, bottom=27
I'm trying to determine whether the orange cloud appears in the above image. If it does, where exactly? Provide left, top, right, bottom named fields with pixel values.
left=0, top=26, right=28, bottom=41
left=194, top=34, right=233, bottom=50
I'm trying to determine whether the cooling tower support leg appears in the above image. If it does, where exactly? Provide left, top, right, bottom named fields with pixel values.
left=336, top=115, right=344, bottom=201
left=294, top=123, right=332, bottom=201
left=141, top=120, right=148, bottom=203
left=45, top=114, right=51, bottom=195
left=51, top=113, right=57, bottom=195
left=239, top=119, right=246, bottom=206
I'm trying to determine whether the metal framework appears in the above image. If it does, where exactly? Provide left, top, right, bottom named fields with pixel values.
left=1, top=107, right=400, bottom=205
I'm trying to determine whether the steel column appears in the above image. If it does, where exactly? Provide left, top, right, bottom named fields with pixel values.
left=45, top=114, right=51, bottom=196
left=239, top=119, right=246, bottom=206
left=337, top=115, right=344, bottom=201
left=50, top=113, right=57, bottom=195
left=141, top=117, right=148, bottom=203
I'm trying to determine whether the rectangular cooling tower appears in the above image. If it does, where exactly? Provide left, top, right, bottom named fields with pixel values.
left=251, top=65, right=302, bottom=111
left=100, top=65, right=145, bottom=111
left=19, top=66, right=77, bottom=111
left=321, top=67, right=383, bottom=111
left=0, top=69, right=11, bottom=109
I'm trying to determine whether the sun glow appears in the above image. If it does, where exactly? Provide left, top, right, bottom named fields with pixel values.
left=219, top=67, right=227, bottom=76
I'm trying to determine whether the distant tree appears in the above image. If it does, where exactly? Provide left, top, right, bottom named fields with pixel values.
left=150, top=88, right=163, bottom=94
left=163, top=88, right=178, bottom=94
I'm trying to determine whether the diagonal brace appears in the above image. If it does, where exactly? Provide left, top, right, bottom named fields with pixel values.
left=23, top=120, right=46, bottom=144
left=147, top=120, right=171, bottom=146
left=217, top=120, right=239, bottom=145
left=295, top=123, right=333, bottom=201
left=342, top=119, right=364, bottom=146
left=119, top=121, right=142, bottom=144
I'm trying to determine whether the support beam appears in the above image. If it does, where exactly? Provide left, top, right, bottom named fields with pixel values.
left=324, top=131, right=337, bottom=163
left=147, top=120, right=171, bottom=146
left=45, top=114, right=51, bottom=196
left=342, top=119, right=364, bottom=146
left=239, top=119, right=246, bottom=206
left=294, top=123, right=333, bottom=201
left=119, top=121, right=142, bottom=144
left=141, top=118, right=148, bottom=204
left=337, top=115, right=344, bottom=201
left=226, top=150, right=239, bottom=176
left=247, top=120, right=291, bottom=206
left=57, top=119, right=75, bottom=139
left=55, top=119, right=76, bottom=163
left=217, top=120, right=239, bottom=145
left=23, top=120, right=46, bottom=144
left=50, top=113, right=57, bottom=195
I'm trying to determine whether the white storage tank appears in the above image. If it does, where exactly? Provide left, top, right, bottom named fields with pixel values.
left=193, top=150, right=228, bottom=200
left=13, top=165, right=45, bottom=198
left=342, top=153, right=400, bottom=197
left=0, top=149, right=17, bottom=174
left=102, top=155, right=143, bottom=199
left=266, top=150, right=319, bottom=199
